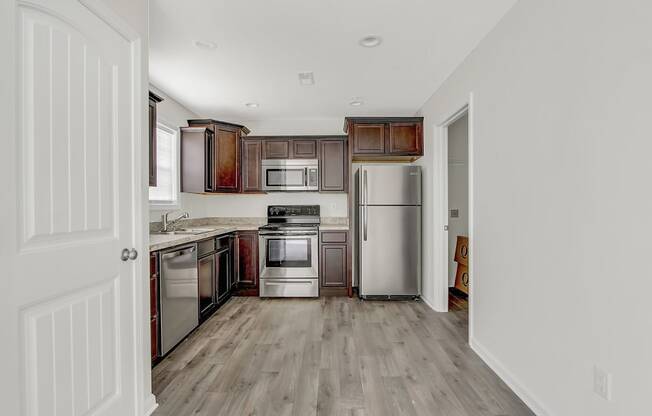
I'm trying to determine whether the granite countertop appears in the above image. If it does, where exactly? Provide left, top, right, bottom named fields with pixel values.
left=149, top=224, right=260, bottom=251
left=149, top=217, right=349, bottom=251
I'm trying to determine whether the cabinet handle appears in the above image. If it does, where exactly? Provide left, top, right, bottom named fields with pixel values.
left=363, top=170, right=368, bottom=241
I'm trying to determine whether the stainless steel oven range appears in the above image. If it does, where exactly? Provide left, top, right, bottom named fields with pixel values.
left=259, top=205, right=320, bottom=297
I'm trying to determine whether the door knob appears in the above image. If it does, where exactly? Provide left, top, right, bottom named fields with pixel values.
left=121, top=248, right=138, bottom=261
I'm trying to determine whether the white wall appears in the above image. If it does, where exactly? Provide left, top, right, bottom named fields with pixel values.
left=148, top=93, right=348, bottom=220
left=418, top=0, right=652, bottom=415
left=447, top=114, right=468, bottom=286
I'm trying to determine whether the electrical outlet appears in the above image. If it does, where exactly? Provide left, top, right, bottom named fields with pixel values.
left=593, top=366, right=612, bottom=401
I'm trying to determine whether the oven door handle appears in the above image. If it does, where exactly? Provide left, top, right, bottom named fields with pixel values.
left=264, top=280, right=314, bottom=286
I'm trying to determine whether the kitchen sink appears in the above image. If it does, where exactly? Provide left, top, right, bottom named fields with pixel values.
left=152, top=228, right=216, bottom=235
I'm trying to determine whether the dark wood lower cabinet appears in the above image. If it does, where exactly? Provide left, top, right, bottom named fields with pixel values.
left=319, top=231, right=349, bottom=296
left=149, top=253, right=159, bottom=364
left=234, top=231, right=259, bottom=296
left=150, top=317, right=158, bottom=361
left=198, top=253, right=217, bottom=320
left=216, top=244, right=231, bottom=304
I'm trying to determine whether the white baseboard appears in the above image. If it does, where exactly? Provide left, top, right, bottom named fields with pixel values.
left=420, top=295, right=441, bottom=312
left=142, top=394, right=158, bottom=416
left=469, top=337, right=551, bottom=416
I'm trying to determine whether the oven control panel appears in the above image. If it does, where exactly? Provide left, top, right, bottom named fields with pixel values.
left=268, top=205, right=320, bottom=218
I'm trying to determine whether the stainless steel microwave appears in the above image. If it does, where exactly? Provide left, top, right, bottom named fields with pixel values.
left=261, top=159, right=318, bottom=191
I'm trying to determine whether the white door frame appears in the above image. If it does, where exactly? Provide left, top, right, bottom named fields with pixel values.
left=432, top=92, right=475, bottom=340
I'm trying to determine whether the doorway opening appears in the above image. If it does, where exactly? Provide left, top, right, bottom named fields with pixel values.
left=446, top=112, right=470, bottom=334
left=432, top=95, right=474, bottom=340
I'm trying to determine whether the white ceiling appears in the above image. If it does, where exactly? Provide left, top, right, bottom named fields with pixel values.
left=149, top=0, right=517, bottom=121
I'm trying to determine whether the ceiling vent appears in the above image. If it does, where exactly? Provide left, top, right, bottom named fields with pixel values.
left=298, top=72, right=315, bottom=86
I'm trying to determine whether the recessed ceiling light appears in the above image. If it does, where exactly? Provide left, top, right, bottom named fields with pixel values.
left=298, top=72, right=315, bottom=86
left=245, top=102, right=259, bottom=108
left=349, top=100, right=364, bottom=107
left=359, top=35, right=382, bottom=48
left=193, top=40, right=217, bottom=50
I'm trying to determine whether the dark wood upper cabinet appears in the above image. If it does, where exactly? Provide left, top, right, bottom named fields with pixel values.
left=234, top=231, right=259, bottom=296
left=345, top=117, right=424, bottom=161
left=182, top=119, right=250, bottom=194
left=214, top=125, right=240, bottom=192
left=241, top=139, right=262, bottom=192
left=293, top=140, right=318, bottom=159
left=180, top=127, right=214, bottom=193
left=319, top=139, right=347, bottom=192
left=352, top=123, right=385, bottom=154
left=388, top=122, right=422, bottom=154
left=263, top=139, right=290, bottom=159
left=256, top=137, right=320, bottom=160
left=148, top=91, right=163, bottom=187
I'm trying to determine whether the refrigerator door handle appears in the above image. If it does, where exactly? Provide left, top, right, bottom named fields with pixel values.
left=363, top=170, right=368, bottom=241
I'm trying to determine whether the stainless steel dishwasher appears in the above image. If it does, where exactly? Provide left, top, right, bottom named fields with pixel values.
left=159, top=244, right=198, bottom=356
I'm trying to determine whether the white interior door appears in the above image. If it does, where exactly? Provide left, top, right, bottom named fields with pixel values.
left=1, top=0, right=142, bottom=414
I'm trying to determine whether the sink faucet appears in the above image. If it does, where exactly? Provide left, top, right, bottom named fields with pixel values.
left=161, top=211, right=189, bottom=232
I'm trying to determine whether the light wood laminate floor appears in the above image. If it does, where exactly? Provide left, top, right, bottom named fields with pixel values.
left=152, top=296, right=533, bottom=416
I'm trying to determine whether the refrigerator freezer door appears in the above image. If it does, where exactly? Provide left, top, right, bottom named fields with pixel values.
left=359, top=165, right=421, bottom=206
left=359, top=205, right=421, bottom=297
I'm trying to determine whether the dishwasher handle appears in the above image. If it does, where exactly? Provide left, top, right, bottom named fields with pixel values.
left=162, top=246, right=196, bottom=260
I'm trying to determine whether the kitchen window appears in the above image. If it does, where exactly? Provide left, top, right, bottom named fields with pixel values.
left=149, top=122, right=179, bottom=207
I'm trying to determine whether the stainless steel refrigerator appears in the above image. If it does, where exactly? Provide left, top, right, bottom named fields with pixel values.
left=356, top=165, right=421, bottom=298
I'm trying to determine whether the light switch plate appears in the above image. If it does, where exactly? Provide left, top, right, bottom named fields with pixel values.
left=593, top=366, right=612, bottom=401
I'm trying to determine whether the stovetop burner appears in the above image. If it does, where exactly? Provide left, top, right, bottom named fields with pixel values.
left=259, top=205, right=320, bottom=232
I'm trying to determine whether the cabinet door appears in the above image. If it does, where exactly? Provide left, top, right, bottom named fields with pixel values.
left=353, top=123, right=385, bottom=154
left=241, top=140, right=262, bottom=192
left=149, top=253, right=159, bottom=362
left=388, top=122, right=422, bottom=155
left=236, top=231, right=259, bottom=290
left=319, top=140, right=347, bottom=192
left=292, top=140, right=317, bottom=159
left=216, top=247, right=231, bottom=303
left=148, top=98, right=157, bottom=186
left=263, top=140, right=290, bottom=159
left=150, top=317, right=158, bottom=361
left=180, top=127, right=213, bottom=193
left=198, top=255, right=216, bottom=316
left=320, top=244, right=347, bottom=287
left=214, top=126, right=240, bottom=192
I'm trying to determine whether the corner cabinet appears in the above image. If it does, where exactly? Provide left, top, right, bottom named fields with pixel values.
left=345, top=117, right=423, bottom=161
left=181, top=119, right=250, bottom=193
left=148, top=91, right=163, bottom=186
